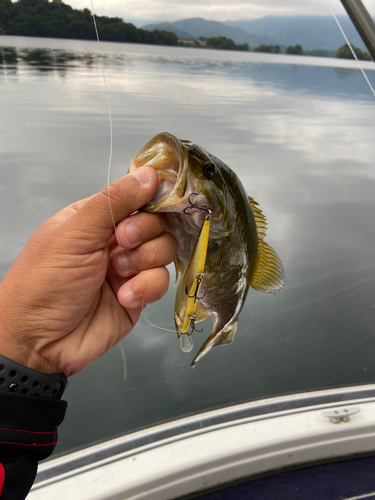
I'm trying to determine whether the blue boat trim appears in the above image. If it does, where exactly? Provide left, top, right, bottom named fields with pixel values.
left=193, top=455, right=375, bottom=500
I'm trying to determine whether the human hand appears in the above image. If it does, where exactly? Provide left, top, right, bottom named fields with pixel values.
left=0, top=167, right=177, bottom=376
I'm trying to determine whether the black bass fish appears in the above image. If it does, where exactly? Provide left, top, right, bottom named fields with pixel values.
left=128, top=132, right=285, bottom=366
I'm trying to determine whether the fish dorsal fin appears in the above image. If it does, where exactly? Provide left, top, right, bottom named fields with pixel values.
left=248, top=196, right=285, bottom=293
left=249, top=239, right=285, bottom=293
left=191, top=321, right=238, bottom=367
left=248, top=196, right=267, bottom=241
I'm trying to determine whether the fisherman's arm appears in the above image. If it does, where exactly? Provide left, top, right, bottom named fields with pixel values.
left=0, top=392, right=67, bottom=500
left=0, top=166, right=178, bottom=499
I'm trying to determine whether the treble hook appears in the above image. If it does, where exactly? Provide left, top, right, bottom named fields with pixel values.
left=188, top=314, right=203, bottom=334
left=185, top=273, right=206, bottom=303
left=183, top=193, right=212, bottom=219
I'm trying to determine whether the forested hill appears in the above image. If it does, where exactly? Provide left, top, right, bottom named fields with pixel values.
left=0, top=0, right=178, bottom=46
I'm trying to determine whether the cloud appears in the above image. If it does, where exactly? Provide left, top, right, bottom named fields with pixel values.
left=65, top=0, right=375, bottom=23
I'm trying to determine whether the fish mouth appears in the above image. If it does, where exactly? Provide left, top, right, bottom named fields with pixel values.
left=129, top=132, right=187, bottom=212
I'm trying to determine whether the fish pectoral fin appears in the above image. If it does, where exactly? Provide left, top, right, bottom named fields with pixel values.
left=248, top=239, right=285, bottom=293
left=194, top=301, right=211, bottom=323
left=191, top=321, right=238, bottom=367
left=173, top=257, right=183, bottom=287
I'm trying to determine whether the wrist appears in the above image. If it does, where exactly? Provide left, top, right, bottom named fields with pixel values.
left=0, top=317, right=58, bottom=375
left=0, top=337, right=53, bottom=374
left=0, top=354, right=67, bottom=399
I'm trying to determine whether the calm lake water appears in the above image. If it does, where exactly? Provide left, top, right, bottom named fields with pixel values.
left=1, top=36, right=375, bottom=456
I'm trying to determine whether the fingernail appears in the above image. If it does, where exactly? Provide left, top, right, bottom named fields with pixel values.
left=132, top=167, right=151, bottom=186
left=124, top=220, right=139, bottom=245
left=122, top=288, right=134, bottom=306
left=116, top=254, right=129, bottom=273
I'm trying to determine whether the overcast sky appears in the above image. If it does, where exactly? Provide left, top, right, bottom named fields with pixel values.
left=63, top=0, right=375, bottom=25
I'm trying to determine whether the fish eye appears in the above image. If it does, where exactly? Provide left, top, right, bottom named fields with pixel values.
left=203, top=161, right=215, bottom=179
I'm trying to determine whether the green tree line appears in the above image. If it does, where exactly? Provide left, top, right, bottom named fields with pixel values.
left=254, top=42, right=372, bottom=60
left=336, top=43, right=371, bottom=60
left=198, top=36, right=249, bottom=51
left=0, top=0, right=178, bottom=46
left=254, top=44, right=280, bottom=53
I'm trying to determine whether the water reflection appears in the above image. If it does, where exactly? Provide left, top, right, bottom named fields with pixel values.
left=1, top=37, right=375, bottom=456
left=0, top=46, right=18, bottom=65
left=1, top=40, right=374, bottom=99
left=0, top=45, right=99, bottom=73
left=334, top=67, right=357, bottom=79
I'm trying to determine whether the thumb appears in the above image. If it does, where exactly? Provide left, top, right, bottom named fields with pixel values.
left=65, top=166, right=159, bottom=244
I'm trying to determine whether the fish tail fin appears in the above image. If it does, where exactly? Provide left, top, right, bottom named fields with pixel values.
left=248, top=239, right=285, bottom=293
left=191, top=321, right=238, bottom=367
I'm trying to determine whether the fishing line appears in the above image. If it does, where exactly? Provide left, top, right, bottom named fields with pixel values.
left=90, top=3, right=139, bottom=371
left=90, top=1, right=175, bottom=336
left=325, top=0, right=375, bottom=98
left=118, top=342, right=128, bottom=381
left=143, top=315, right=176, bottom=333
left=89, top=1, right=115, bottom=222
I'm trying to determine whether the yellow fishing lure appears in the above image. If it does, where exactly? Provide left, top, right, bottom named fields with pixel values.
left=174, top=214, right=211, bottom=352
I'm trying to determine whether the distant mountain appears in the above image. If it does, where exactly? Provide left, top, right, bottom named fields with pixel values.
left=128, top=19, right=162, bottom=28
left=141, top=22, right=195, bottom=40
left=225, top=16, right=369, bottom=51
left=142, top=17, right=276, bottom=47
left=142, top=15, right=373, bottom=52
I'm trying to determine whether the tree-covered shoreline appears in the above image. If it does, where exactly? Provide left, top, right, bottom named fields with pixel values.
left=0, top=0, right=372, bottom=61
left=253, top=42, right=371, bottom=60
left=0, top=0, right=178, bottom=46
